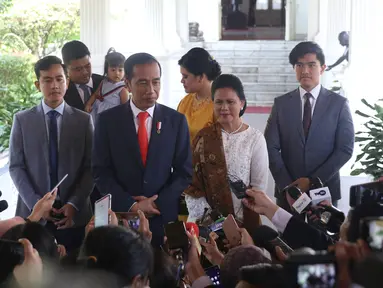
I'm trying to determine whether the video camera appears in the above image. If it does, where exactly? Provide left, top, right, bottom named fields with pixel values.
left=350, top=181, right=383, bottom=208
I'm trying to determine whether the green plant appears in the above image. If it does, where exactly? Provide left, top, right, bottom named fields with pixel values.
left=0, top=54, right=41, bottom=151
left=350, top=98, right=383, bottom=179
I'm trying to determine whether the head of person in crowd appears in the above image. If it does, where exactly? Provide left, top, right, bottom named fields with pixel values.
left=236, top=263, right=285, bottom=288
left=80, top=226, right=153, bottom=288
left=289, top=41, right=326, bottom=92
left=62, top=40, right=92, bottom=85
left=104, top=47, right=125, bottom=83
left=0, top=222, right=60, bottom=283
left=124, top=52, right=162, bottom=111
left=211, top=74, right=247, bottom=127
left=149, top=250, right=178, bottom=288
left=220, top=245, right=271, bottom=288
left=34, top=56, right=67, bottom=108
left=178, top=47, right=221, bottom=95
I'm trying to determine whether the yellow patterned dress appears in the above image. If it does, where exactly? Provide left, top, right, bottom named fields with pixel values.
left=177, top=93, right=215, bottom=144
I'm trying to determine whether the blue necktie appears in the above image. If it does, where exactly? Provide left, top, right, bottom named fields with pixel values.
left=79, top=84, right=90, bottom=103
left=48, top=110, right=59, bottom=189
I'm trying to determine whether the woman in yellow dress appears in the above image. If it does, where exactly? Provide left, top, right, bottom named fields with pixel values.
left=177, top=48, right=222, bottom=143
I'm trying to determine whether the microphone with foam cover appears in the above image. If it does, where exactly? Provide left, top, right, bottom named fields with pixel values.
left=0, top=200, right=8, bottom=213
left=252, top=225, right=293, bottom=258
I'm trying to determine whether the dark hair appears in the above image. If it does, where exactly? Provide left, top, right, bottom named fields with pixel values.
left=124, top=52, right=162, bottom=81
left=178, top=47, right=221, bottom=81
left=239, top=264, right=285, bottom=288
left=34, top=56, right=67, bottom=80
left=211, top=74, right=247, bottom=116
left=61, top=40, right=91, bottom=65
left=150, top=250, right=178, bottom=288
left=80, top=226, right=153, bottom=285
left=221, top=245, right=271, bottom=288
left=104, top=47, right=126, bottom=76
left=289, top=41, right=325, bottom=67
left=2, top=222, right=59, bottom=260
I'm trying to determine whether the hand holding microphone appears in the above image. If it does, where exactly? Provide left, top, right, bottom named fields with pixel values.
left=242, top=189, right=279, bottom=220
left=0, top=190, right=8, bottom=214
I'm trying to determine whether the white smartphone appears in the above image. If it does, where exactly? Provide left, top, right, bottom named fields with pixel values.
left=95, top=194, right=112, bottom=228
left=50, top=174, right=68, bottom=193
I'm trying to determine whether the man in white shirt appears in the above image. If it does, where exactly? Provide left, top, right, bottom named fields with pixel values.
left=264, top=41, right=354, bottom=210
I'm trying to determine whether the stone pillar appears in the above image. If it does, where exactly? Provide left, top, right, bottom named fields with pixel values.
left=80, top=0, right=111, bottom=74
left=176, top=0, right=189, bottom=45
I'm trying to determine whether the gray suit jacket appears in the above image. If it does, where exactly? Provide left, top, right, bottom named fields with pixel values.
left=9, top=102, right=93, bottom=226
left=264, top=86, right=354, bottom=200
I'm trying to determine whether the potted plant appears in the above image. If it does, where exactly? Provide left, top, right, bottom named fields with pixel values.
left=351, top=98, right=383, bottom=180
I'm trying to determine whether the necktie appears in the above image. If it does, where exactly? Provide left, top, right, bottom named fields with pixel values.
left=79, top=84, right=90, bottom=103
left=138, top=111, right=149, bottom=166
left=303, top=93, right=312, bottom=139
left=48, top=110, right=59, bottom=189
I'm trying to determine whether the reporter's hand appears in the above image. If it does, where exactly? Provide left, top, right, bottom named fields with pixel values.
left=185, top=231, right=206, bottom=284
left=85, top=103, right=92, bottom=113
left=238, top=227, right=254, bottom=246
left=85, top=216, right=95, bottom=236
left=57, top=244, right=67, bottom=259
left=137, top=210, right=152, bottom=242
left=290, top=177, right=310, bottom=192
left=199, top=234, right=224, bottom=266
left=13, top=239, right=43, bottom=288
left=30, top=189, right=58, bottom=222
left=55, top=204, right=76, bottom=229
left=109, top=209, right=118, bottom=226
left=131, top=195, right=161, bottom=215
left=242, top=189, right=279, bottom=220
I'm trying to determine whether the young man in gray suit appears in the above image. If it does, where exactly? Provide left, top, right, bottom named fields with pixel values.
left=9, top=56, right=93, bottom=251
left=265, top=42, right=354, bottom=210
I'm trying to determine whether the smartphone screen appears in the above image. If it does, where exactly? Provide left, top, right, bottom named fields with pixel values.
left=164, top=221, right=189, bottom=250
left=204, top=265, right=223, bottom=287
left=95, top=194, right=111, bottom=228
left=362, top=218, right=383, bottom=250
left=297, top=263, right=336, bottom=288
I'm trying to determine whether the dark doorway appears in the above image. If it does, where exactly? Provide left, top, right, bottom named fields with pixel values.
left=221, top=0, right=286, bottom=40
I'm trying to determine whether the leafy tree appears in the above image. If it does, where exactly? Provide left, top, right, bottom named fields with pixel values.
left=0, top=54, right=40, bottom=151
left=0, top=0, right=13, bottom=14
left=0, top=0, right=80, bottom=58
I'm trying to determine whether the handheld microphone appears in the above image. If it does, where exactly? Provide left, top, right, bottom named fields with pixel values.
left=308, top=177, right=332, bottom=206
left=0, top=200, right=8, bottom=213
left=185, top=222, right=201, bottom=255
left=285, top=186, right=312, bottom=214
left=252, top=225, right=293, bottom=258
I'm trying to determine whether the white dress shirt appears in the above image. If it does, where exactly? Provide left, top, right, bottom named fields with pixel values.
left=41, top=100, right=65, bottom=146
left=299, top=84, right=321, bottom=119
left=75, top=77, right=93, bottom=103
left=130, top=100, right=155, bottom=141
left=271, top=207, right=293, bottom=234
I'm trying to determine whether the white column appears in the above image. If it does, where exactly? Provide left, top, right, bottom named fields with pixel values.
left=176, top=0, right=189, bottom=45
left=161, top=0, right=182, bottom=52
left=80, top=0, right=111, bottom=74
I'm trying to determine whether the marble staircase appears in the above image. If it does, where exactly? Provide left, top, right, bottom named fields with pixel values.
left=205, top=41, right=300, bottom=106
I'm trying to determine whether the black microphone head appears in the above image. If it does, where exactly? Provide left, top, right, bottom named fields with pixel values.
left=310, top=177, right=323, bottom=189
left=252, top=225, right=279, bottom=247
left=285, top=186, right=302, bottom=201
left=0, top=200, right=8, bottom=212
left=0, top=190, right=2, bottom=197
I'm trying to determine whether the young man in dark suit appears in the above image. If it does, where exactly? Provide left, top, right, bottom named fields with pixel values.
left=264, top=41, right=354, bottom=210
left=9, top=56, right=93, bottom=252
left=92, top=53, right=192, bottom=246
left=61, top=40, right=103, bottom=111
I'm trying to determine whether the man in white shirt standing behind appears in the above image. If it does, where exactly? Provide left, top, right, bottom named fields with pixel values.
left=264, top=41, right=354, bottom=211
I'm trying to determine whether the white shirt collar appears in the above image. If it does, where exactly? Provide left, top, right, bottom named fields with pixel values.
left=299, top=84, right=321, bottom=100
left=130, top=100, right=155, bottom=118
left=41, top=100, right=65, bottom=115
left=75, top=77, right=93, bottom=89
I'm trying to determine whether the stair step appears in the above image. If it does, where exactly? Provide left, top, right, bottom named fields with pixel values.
left=204, top=41, right=300, bottom=51
left=216, top=56, right=290, bottom=66
left=234, top=73, right=297, bottom=83
left=243, top=82, right=297, bottom=92
left=222, top=65, right=292, bottom=74
left=210, top=49, right=290, bottom=58
left=245, top=91, right=285, bottom=104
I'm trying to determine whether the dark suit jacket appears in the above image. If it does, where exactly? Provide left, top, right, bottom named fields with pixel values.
left=92, top=101, right=192, bottom=245
left=264, top=86, right=354, bottom=200
left=282, top=216, right=334, bottom=250
left=64, top=74, right=103, bottom=111
left=9, top=103, right=94, bottom=227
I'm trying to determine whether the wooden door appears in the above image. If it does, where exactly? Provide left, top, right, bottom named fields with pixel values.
left=254, top=0, right=285, bottom=27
